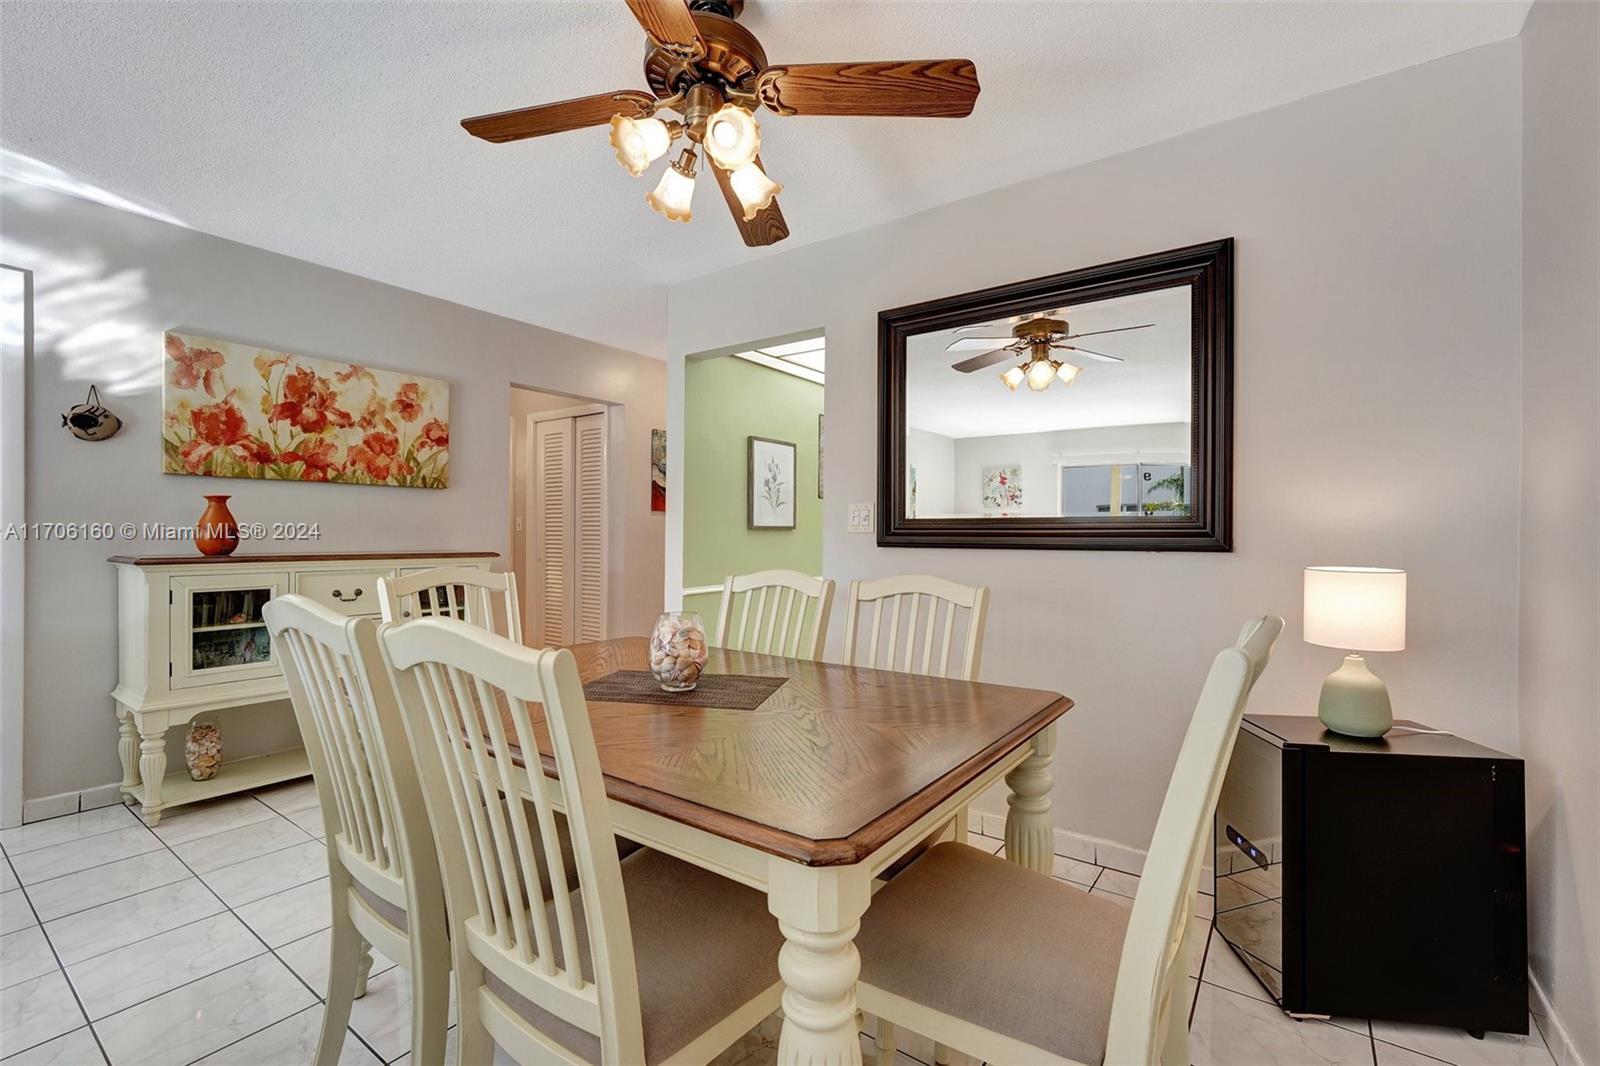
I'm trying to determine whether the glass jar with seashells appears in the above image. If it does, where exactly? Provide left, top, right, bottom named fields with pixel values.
left=650, top=612, right=708, bottom=692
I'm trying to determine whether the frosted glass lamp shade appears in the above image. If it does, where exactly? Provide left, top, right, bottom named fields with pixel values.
left=704, top=105, right=760, bottom=170
left=1000, top=365, right=1025, bottom=391
left=1024, top=358, right=1056, bottom=391
left=609, top=115, right=673, bottom=176
left=1303, top=566, right=1406, bottom=652
left=1056, top=361, right=1082, bottom=385
left=727, top=162, right=782, bottom=220
left=646, top=151, right=696, bottom=223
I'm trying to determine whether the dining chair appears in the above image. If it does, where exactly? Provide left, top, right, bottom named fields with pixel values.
left=841, top=574, right=990, bottom=681
left=713, top=569, right=836, bottom=660
left=377, top=617, right=785, bottom=1065
left=378, top=566, right=523, bottom=643
left=263, top=595, right=451, bottom=1066
left=856, top=615, right=1285, bottom=1066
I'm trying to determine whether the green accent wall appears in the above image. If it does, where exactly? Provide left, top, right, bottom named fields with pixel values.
left=683, top=355, right=823, bottom=625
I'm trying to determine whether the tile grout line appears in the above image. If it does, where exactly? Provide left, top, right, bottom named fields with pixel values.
left=2, top=842, right=112, bottom=1065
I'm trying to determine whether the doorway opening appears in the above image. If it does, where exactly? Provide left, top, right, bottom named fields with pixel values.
left=681, top=332, right=825, bottom=631
left=509, top=386, right=612, bottom=647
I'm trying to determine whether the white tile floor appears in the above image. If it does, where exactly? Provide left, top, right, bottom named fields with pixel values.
left=0, top=791, right=1562, bottom=1066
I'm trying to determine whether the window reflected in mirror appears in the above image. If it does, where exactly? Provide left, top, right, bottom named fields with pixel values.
left=903, top=285, right=1192, bottom=521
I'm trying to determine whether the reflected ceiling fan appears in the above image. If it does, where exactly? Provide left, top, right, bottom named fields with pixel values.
left=460, top=0, right=980, bottom=247
left=948, top=314, right=1153, bottom=392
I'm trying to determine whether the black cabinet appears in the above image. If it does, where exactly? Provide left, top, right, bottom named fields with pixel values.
left=1213, top=715, right=1527, bottom=1035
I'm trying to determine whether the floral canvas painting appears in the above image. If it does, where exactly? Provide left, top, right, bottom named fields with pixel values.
left=748, top=435, right=796, bottom=529
left=162, top=332, right=450, bottom=489
left=981, top=464, right=1022, bottom=510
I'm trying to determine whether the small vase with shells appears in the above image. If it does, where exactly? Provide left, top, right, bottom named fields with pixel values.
left=185, top=720, right=223, bottom=781
left=650, top=612, right=708, bottom=692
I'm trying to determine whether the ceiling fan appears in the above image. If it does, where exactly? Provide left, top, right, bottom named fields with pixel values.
left=947, top=316, right=1153, bottom=392
left=460, top=0, right=980, bottom=247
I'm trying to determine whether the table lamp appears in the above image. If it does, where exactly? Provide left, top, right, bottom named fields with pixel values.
left=1303, top=566, right=1406, bottom=737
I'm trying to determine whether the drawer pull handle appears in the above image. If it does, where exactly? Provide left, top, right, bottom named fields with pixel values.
left=331, top=588, right=363, bottom=603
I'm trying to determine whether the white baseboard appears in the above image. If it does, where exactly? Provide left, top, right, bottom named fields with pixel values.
left=21, top=780, right=125, bottom=823
left=1530, top=969, right=1586, bottom=1066
left=971, top=809, right=1148, bottom=874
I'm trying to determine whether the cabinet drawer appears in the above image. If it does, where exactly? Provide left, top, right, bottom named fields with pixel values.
left=297, top=569, right=389, bottom=616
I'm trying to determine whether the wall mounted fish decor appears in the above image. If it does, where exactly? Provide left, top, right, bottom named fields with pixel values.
left=62, top=385, right=122, bottom=441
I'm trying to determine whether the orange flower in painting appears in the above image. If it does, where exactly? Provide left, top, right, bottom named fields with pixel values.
left=416, top=418, right=449, bottom=452
left=166, top=335, right=226, bottom=397
left=190, top=397, right=249, bottom=446
left=357, top=392, right=396, bottom=434
left=269, top=366, right=354, bottom=434
left=253, top=351, right=290, bottom=381
left=336, top=364, right=378, bottom=388
left=391, top=381, right=424, bottom=423
left=347, top=431, right=413, bottom=482
left=279, top=437, right=341, bottom=481
left=237, top=438, right=276, bottom=465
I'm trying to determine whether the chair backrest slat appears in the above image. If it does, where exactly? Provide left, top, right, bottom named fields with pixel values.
left=843, top=575, right=991, bottom=681
left=712, top=570, right=836, bottom=661
left=1103, top=615, right=1284, bottom=1066
left=379, top=617, right=646, bottom=1062
left=379, top=567, right=523, bottom=644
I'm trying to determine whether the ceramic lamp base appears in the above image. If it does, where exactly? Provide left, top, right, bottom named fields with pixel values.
left=1318, top=653, right=1393, bottom=737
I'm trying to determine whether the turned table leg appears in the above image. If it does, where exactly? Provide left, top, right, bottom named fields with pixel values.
left=138, top=726, right=168, bottom=827
left=1003, top=724, right=1056, bottom=875
left=117, top=708, right=140, bottom=799
left=771, top=860, right=871, bottom=1066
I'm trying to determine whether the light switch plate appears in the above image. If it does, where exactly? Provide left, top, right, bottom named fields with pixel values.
left=847, top=503, right=873, bottom=533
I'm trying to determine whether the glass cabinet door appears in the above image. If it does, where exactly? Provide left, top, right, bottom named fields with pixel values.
left=169, top=572, right=289, bottom=689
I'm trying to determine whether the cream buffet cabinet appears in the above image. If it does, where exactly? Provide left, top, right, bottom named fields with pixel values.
left=109, top=550, right=497, bottom=826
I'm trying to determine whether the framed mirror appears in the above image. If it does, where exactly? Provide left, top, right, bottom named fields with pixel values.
left=878, top=239, right=1232, bottom=551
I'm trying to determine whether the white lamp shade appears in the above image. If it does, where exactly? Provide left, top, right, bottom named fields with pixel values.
left=1303, top=566, right=1406, bottom=652
left=646, top=162, right=695, bottom=223
left=727, top=161, right=782, bottom=220
left=609, top=115, right=672, bottom=176
left=1000, top=365, right=1024, bottom=391
left=704, top=104, right=760, bottom=170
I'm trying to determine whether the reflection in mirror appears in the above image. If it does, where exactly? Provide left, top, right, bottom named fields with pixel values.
left=904, top=285, right=1192, bottom=521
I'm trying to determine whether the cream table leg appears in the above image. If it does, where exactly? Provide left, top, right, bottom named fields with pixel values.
left=138, top=726, right=167, bottom=827
left=1003, top=724, right=1056, bottom=875
left=771, top=859, right=872, bottom=1066
left=117, top=708, right=139, bottom=797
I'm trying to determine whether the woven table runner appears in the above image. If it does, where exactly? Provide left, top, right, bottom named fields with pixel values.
left=582, top=670, right=787, bottom=710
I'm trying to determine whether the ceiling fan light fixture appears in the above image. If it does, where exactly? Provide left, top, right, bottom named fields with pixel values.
left=1056, top=361, right=1082, bottom=385
left=727, top=161, right=783, bottom=220
left=609, top=114, right=674, bottom=176
left=647, top=148, right=697, bottom=223
left=703, top=104, right=761, bottom=170
left=1025, top=358, right=1057, bottom=391
left=1001, top=365, right=1026, bottom=391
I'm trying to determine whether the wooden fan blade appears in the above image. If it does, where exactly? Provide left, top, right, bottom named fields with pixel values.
left=624, top=0, right=706, bottom=61
left=756, top=60, right=979, bottom=117
left=711, top=156, right=790, bottom=247
left=1059, top=345, right=1125, bottom=363
left=462, top=90, right=657, bottom=143
left=946, top=336, right=1015, bottom=352
left=952, top=347, right=1017, bottom=373
left=1062, top=323, right=1154, bottom=341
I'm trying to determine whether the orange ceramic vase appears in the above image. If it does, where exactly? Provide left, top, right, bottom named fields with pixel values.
left=195, top=494, right=240, bottom=556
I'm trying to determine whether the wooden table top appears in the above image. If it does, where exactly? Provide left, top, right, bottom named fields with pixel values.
left=501, top=637, right=1072, bottom=866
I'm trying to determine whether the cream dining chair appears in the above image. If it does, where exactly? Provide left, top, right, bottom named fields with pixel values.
left=842, top=575, right=990, bottom=681
left=856, top=615, right=1285, bottom=1066
left=378, top=566, right=523, bottom=642
left=713, top=569, right=836, bottom=660
left=263, top=595, right=451, bottom=1066
left=377, top=617, right=786, bottom=1065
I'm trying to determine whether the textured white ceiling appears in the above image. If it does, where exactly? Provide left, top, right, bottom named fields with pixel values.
left=0, top=1, right=1528, bottom=357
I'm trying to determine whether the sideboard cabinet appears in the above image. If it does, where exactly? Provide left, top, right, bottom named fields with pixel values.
left=110, top=551, right=497, bottom=825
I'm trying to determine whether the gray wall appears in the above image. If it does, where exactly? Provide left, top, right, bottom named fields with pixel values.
left=667, top=41, right=1525, bottom=852
left=1519, top=2, right=1600, bottom=1060
left=1, top=180, right=666, bottom=802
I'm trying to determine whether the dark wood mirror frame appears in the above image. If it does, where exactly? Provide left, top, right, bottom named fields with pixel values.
left=877, top=238, right=1233, bottom=551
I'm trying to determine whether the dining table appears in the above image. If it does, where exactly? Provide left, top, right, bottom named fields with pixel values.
left=499, top=636, right=1072, bottom=1066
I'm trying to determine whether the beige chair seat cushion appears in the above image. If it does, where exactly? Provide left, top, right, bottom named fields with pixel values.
left=857, top=842, right=1130, bottom=1065
left=486, top=847, right=783, bottom=1064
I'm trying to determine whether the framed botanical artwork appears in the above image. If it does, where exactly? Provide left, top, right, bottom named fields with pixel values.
left=748, top=435, right=796, bottom=529
left=650, top=428, right=667, bottom=512
left=982, top=464, right=1022, bottom=510
left=162, top=331, right=449, bottom=489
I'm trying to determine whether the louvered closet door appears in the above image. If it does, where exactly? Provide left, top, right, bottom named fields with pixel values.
left=573, top=413, right=608, bottom=643
left=533, top=417, right=574, bottom=646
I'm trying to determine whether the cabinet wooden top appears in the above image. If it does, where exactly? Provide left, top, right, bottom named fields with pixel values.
left=108, top=550, right=498, bottom=566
